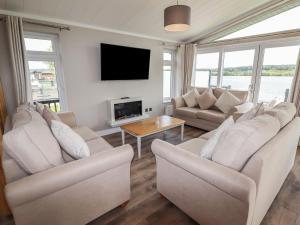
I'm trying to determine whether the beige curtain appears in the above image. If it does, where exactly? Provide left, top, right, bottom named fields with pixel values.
left=6, top=16, right=28, bottom=106
left=290, top=50, right=300, bottom=116
left=180, top=44, right=197, bottom=94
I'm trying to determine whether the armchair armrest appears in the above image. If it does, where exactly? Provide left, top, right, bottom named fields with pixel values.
left=171, top=96, right=186, bottom=109
left=5, top=144, right=134, bottom=208
left=151, top=139, right=256, bottom=204
left=57, top=111, right=77, bottom=127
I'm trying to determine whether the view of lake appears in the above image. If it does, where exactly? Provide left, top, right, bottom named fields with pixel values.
left=195, top=75, right=293, bottom=102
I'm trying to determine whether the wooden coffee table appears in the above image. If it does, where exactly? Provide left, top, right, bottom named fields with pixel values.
left=120, top=115, right=185, bottom=159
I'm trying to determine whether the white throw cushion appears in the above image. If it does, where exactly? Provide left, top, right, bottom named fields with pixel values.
left=51, top=120, right=90, bottom=159
left=200, top=116, right=234, bottom=159
left=264, top=102, right=296, bottom=128
left=215, top=91, right=241, bottom=113
left=43, top=106, right=61, bottom=126
left=236, top=103, right=264, bottom=122
left=182, top=89, right=199, bottom=108
left=212, top=115, right=280, bottom=171
left=197, top=88, right=217, bottom=110
left=3, top=120, right=64, bottom=174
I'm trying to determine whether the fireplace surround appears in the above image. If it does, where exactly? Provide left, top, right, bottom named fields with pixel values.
left=107, top=97, right=149, bottom=127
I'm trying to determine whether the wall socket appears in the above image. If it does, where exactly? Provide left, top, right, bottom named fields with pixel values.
left=145, top=108, right=152, bottom=112
left=145, top=108, right=149, bottom=112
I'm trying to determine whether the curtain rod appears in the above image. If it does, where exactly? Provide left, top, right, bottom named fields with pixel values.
left=0, top=17, right=70, bottom=31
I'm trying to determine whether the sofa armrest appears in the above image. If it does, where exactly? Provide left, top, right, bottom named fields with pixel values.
left=57, top=112, right=78, bottom=127
left=151, top=139, right=256, bottom=204
left=171, top=96, right=186, bottom=109
left=5, top=144, right=134, bottom=208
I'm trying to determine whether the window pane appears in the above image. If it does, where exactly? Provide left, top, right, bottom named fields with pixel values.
left=28, top=61, right=59, bottom=101
left=258, top=46, right=300, bottom=102
left=163, top=71, right=171, bottom=99
left=25, top=38, right=53, bottom=52
left=163, top=52, right=172, bottom=61
left=222, top=49, right=255, bottom=90
left=219, top=6, right=300, bottom=40
left=195, top=52, right=219, bottom=87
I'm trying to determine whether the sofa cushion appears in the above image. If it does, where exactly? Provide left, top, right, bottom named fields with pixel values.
left=61, top=137, right=113, bottom=162
left=212, top=115, right=280, bottom=171
left=177, top=138, right=207, bottom=155
left=197, top=88, right=217, bottom=110
left=182, top=89, right=199, bottom=107
left=175, top=107, right=201, bottom=119
left=196, top=109, right=227, bottom=123
left=86, top=137, right=113, bottom=155
left=16, top=103, right=36, bottom=112
left=200, top=116, right=234, bottom=159
left=236, top=103, right=264, bottom=123
left=215, top=91, right=241, bottom=113
left=36, top=102, right=44, bottom=115
left=3, top=119, right=64, bottom=174
left=264, top=102, right=296, bottom=128
left=72, top=126, right=99, bottom=141
left=12, top=109, right=47, bottom=129
left=214, top=88, right=248, bottom=103
left=43, top=106, right=62, bottom=126
left=51, top=120, right=90, bottom=159
left=199, top=129, right=217, bottom=140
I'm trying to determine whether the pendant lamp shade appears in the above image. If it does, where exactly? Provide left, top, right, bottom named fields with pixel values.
left=164, top=5, right=191, bottom=32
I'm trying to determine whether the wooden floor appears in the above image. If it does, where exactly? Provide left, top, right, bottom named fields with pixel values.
left=1, top=125, right=300, bottom=225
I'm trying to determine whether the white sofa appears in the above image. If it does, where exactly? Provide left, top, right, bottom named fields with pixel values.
left=152, top=105, right=300, bottom=225
left=3, top=107, right=134, bottom=225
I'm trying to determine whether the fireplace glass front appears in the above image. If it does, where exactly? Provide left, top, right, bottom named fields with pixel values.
left=114, top=101, right=142, bottom=121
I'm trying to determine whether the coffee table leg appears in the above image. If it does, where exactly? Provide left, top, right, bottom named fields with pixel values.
left=137, top=136, right=141, bottom=159
left=181, top=124, right=184, bottom=141
left=121, top=130, right=125, bottom=145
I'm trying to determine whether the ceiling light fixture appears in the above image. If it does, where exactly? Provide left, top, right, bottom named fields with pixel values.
left=164, top=0, right=191, bottom=32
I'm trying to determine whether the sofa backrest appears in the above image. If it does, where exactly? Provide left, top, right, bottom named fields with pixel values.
left=241, top=117, right=300, bottom=225
left=195, top=87, right=249, bottom=103
left=3, top=106, right=64, bottom=183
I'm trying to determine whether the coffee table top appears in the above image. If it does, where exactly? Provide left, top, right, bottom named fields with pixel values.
left=120, top=115, right=185, bottom=137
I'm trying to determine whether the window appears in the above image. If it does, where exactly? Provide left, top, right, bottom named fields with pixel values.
left=219, top=6, right=300, bottom=40
left=196, top=40, right=300, bottom=103
left=258, top=45, right=300, bottom=102
left=194, top=52, right=219, bottom=87
left=163, top=50, right=175, bottom=102
left=222, top=49, right=255, bottom=90
left=24, top=32, right=65, bottom=112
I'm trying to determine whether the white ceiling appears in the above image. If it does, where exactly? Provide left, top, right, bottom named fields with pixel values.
left=0, top=0, right=273, bottom=43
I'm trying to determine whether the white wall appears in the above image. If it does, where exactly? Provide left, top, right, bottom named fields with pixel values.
left=0, top=21, right=16, bottom=115
left=24, top=25, right=165, bottom=130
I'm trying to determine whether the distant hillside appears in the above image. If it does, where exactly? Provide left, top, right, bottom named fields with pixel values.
left=204, top=64, right=296, bottom=77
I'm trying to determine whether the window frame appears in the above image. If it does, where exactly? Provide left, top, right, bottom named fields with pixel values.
left=195, top=36, right=300, bottom=103
left=24, top=32, right=68, bottom=111
left=163, top=49, right=176, bottom=103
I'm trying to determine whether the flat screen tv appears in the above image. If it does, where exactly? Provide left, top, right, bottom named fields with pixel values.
left=100, top=43, right=151, bottom=80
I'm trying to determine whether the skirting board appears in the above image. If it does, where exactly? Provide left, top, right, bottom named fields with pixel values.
left=96, top=127, right=121, bottom=137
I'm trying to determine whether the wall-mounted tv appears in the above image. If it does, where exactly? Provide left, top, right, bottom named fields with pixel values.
left=100, top=43, right=151, bottom=80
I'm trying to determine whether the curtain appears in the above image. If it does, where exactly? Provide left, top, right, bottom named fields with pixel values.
left=181, top=44, right=197, bottom=94
left=6, top=16, right=28, bottom=106
left=290, top=50, right=300, bottom=116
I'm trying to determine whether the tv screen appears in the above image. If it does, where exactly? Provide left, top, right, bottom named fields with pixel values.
left=100, top=43, right=151, bottom=80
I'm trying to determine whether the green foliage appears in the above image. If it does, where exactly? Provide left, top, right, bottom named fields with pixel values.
left=200, top=65, right=296, bottom=77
